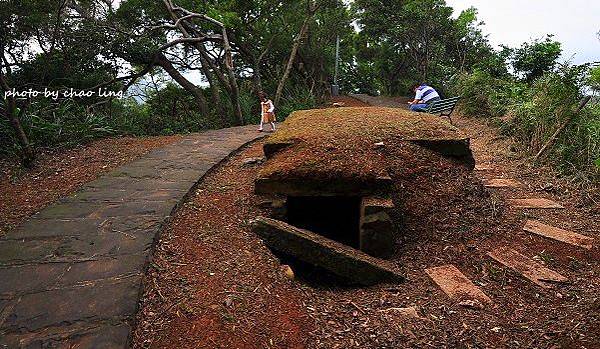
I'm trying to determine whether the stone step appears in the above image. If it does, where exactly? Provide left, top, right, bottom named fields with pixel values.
left=251, top=217, right=404, bottom=285
left=508, top=198, right=564, bottom=209
left=487, top=247, right=567, bottom=288
left=425, top=264, right=491, bottom=305
left=484, top=178, right=521, bottom=188
left=523, top=220, right=594, bottom=250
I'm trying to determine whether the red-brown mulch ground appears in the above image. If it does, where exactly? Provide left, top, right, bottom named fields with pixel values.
left=0, top=135, right=181, bottom=235
left=133, top=97, right=599, bottom=348
left=133, top=141, right=313, bottom=349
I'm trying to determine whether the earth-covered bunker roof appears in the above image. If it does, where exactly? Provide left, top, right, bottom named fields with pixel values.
left=256, top=107, right=473, bottom=196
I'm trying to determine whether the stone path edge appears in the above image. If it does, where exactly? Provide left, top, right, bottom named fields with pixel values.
left=148, top=134, right=267, bottom=249
left=0, top=125, right=268, bottom=349
left=127, top=133, right=267, bottom=345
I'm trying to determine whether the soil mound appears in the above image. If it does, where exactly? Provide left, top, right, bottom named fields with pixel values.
left=258, top=107, right=474, bottom=196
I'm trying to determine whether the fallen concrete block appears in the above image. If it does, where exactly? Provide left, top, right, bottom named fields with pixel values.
left=251, top=217, right=404, bottom=285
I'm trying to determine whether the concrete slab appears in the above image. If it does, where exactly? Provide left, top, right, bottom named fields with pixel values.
left=252, top=217, right=404, bottom=285
left=523, top=220, right=594, bottom=250
left=4, top=215, right=162, bottom=240
left=2, top=277, right=141, bottom=333
left=425, top=264, right=491, bottom=305
left=488, top=247, right=568, bottom=288
left=0, top=323, right=131, bottom=349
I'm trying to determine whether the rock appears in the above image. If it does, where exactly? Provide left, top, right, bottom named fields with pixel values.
left=252, top=217, right=404, bottom=285
left=242, top=157, right=264, bottom=166
left=379, top=306, right=423, bottom=319
left=281, top=264, right=295, bottom=279
left=360, top=197, right=396, bottom=257
left=459, top=299, right=484, bottom=309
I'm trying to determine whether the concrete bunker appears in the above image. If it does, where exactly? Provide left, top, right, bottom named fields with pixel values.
left=252, top=106, right=475, bottom=285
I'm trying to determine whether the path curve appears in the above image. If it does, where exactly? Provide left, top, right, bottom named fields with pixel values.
left=0, top=125, right=264, bottom=348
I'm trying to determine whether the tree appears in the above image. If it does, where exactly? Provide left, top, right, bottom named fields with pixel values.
left=0, top=0, right=69, bottom=166
left=352, top=0, right=495, bottom=95
left=588, top=65, right=600, bottom=93
left=510, top=35, right=562, bottom=82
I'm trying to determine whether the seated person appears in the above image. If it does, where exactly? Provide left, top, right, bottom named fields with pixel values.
left=408, top=83, right=441, bottom=112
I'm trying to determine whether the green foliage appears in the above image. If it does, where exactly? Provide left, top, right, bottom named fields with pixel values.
left=277, top=86, right=317, bottom=120
left=350, top=0, right=495, bottom=95
left=456, top=63, right=599, bottom=180
left=143, top=84, right=222, bottom=134
left=453, top=70, right=524, bottom=117
left=1, top=101, right=117, bottom=155
left=508, top=65, right=586, bottom=148
left=509, top=35, right=562, bottom=82
left=588, top=65, right=600, bottom=92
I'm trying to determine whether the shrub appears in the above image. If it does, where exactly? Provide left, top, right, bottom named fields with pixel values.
left=507, top=65, right=599, bottom=178
left=276, top=85, right=318, bottom=121
left=453, top=70, right=524, bottom=117
left=144, top=84, right=222, bottom=134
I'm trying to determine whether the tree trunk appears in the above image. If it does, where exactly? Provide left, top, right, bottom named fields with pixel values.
left=199, top=55, right=223, bottom=118
left=533, top=96, right=592, bottom=161
left=252, top=60, right=263, bottom=95
left=220, top=28, right=244, bottom=126
left=162, top=0, right=241, bottom=124
left=3, top=105, right=35, bottom=167
left=274, top=11, right=313, bottom=107
left=155, top=53, right=208, bottom=116
left=0, top=67, right=35, bottom=167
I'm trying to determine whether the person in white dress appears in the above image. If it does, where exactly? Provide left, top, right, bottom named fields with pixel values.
left=258, top=92, right=276, bottom=132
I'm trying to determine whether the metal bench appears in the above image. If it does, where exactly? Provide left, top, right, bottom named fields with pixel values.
left=425, top=96, right=461, bottom=124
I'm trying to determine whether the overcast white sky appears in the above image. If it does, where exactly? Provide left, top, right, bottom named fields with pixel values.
left=446, top=0, right=600, bottom=64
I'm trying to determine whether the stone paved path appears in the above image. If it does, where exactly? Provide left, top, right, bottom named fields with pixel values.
left=0, top=125, right=263, bottom=348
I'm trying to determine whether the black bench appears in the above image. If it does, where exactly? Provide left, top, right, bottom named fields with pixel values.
left=425, top=96, right=461, bottom=124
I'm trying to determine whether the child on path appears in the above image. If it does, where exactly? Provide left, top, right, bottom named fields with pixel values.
left=258, top=92, right=276, bottom=132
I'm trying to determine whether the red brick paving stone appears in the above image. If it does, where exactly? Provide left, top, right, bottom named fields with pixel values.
left=523, top=220, right=594, bottom=250
left=425, top=264, right=492, bottom=305
left=487, top=247, right=568, bottom=288
left=508, top=198, right=564, bottom=209
left=484, top=178, right=521, bottom=188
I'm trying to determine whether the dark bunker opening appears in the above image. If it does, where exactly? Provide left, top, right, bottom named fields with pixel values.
left=286, top=196, right=362, bottom=248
